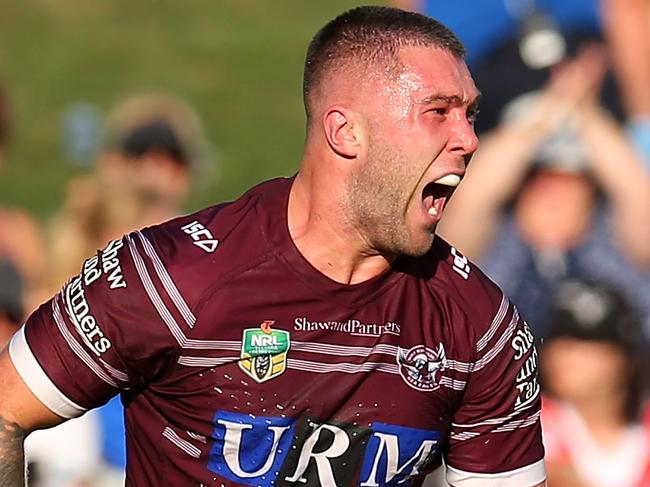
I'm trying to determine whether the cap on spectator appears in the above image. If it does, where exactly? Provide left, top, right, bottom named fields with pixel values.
left=103, top=93, right=209, bottom=172
left=0, top=258, right=24, bottom=325
left=545, top=279, right=644, bottom=350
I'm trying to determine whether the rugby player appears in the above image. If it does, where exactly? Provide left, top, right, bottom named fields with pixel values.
left=0, top=6, right=545, bottom=486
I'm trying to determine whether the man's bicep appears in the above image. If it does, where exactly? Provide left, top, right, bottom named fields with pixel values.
left=0, top=348, right=63, bottom=432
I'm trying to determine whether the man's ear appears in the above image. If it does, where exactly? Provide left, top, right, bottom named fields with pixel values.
left=322, top=107, right=361, bottom=159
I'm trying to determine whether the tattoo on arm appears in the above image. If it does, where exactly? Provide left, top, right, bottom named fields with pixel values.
left=0, top=416, right=26, bottom=486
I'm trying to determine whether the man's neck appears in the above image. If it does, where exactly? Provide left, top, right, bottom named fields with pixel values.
left=288, top=171, right=392, bottom=285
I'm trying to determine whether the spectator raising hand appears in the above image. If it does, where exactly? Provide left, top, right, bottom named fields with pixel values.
left=439, top=44, right=650, bottom=336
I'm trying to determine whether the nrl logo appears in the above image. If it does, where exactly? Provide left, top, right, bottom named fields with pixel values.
left=239, top=320, right=290, bottom=383
left=397, top=343, right=447, bottom=392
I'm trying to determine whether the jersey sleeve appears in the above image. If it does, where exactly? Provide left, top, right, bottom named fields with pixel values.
left=445, top=293, right=545, bottom=486
left=8, top=229, right=190, bottom=418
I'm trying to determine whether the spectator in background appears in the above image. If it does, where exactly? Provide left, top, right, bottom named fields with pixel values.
left=541, top=279, right=650, bottom=487
left=396, top=0, right=650, bottom=163
left=438, top=45, right=650, bottom=336
left=45, top=93, right=209, bottom=484
left=48, top=93, right=208, bottom=291
left=0, top=77, right=48, bottom=313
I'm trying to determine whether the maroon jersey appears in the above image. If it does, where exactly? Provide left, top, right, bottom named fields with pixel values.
left=10, top=178, right=545, bottom=486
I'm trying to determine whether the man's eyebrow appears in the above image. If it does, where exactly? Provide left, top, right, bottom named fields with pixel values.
left=417, top=92, right=483, bottom=106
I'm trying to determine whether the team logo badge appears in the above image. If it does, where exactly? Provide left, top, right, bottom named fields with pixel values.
left=240, top=320, right=290, bottom=383
left=397, top=343, right=447, bottom=391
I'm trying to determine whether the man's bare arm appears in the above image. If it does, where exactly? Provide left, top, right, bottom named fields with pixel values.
left=0, top=347, right=64, bottom=485
left=0, top=414, right=25, bottom=486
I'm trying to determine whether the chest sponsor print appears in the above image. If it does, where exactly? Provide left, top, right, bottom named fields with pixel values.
left=239, top=320, right=290, bottom=383
left=208, top=410, right=441, bottom=486
left=397, top=343, right=447, bottom=392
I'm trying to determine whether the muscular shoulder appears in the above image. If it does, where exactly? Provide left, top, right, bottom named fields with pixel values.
left=425, top=236, right=506, bottom=336
left=134, top=178, right=284, bottom=302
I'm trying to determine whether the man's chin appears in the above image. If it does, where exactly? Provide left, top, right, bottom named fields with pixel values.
left=397, top=232, right=436, bottom=258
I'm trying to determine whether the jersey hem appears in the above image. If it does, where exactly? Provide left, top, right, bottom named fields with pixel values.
left=9, top=326, right=86, bottom=419
left=446, top=458, right=546, bottom=486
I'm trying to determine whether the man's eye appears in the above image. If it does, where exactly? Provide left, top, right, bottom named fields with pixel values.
left=467, top=108, right=480, bottom=123
left=428, top=108, right=446, bottom=116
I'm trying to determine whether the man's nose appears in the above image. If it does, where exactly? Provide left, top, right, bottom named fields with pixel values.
left=448, top=118, right=479, bottom=156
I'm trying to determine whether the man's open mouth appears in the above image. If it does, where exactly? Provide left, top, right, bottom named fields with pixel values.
left=422, top=174, right=462, bottom=218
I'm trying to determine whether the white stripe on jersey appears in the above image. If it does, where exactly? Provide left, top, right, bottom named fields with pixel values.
left=446, top=458, right=546, bottom=486
left=127, top=235, right=187, bottom=346
left=476, top=292, right=508, bottom=352
left=492, top=410, right=541, bottom=433
left=439, top=376, right=467, bottom=390
left=136, top=231, right=196, bottom=328
left=450, top=431, right=480, bottom=441
left=128, top=234, right=243, bottom=350
left=162, top=426, right=201, bottom=458
left=99, top=358, right=130, bottom=383
left=292, top=341, right=398, bottom=358
left=52, top=297, right=120, bottom=388
left=471, top=308, right=520, bottom=372
left=452, top=405, right=538, bottom=429
left=9, top=326, right=87, bottom=419
left=287, top=357, right=399, bottom=374
left=176, top=353, right=464, bottom=391
left=450, top=412, right=540, bottom=441
left=177, top=356, right=238, bottom=367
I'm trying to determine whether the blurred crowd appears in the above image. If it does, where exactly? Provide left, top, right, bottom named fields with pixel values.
left=0, top=80, right=209, bottom=486
left=1, top=0, right=650, bottom=486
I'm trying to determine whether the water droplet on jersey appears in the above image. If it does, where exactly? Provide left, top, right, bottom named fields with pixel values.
left=276, top=404, right=285, bottom=410
left=224, top=374, right=233, bottom=381
left=373, top=402, right=379, bottom=407
left=240, top=380, right=249, bottom=386
left=213, top=387, right=223, bottom=394
left=358, top=403, right=363, bottom=408
left=249, top=413, right=257, bottom=420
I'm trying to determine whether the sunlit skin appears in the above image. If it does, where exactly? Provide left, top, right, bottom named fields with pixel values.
left=290, top=46, right=480, bottom=284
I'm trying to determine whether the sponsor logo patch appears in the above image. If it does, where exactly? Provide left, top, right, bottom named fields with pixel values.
left=397, top=343, right=447, bottom=392
left=293, top=317, right=400, bottom=337
left=208, top=410, right=440, bottom=487
left=181, top=220, right=219, bottom=253
left=239, top=320, right=290, bottom=383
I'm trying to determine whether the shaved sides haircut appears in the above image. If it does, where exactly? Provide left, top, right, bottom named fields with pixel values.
left=303, top=5, right=466, bottom=121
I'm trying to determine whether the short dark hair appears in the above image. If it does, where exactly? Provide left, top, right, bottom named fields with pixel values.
left=303, top=5, right=466, bottom=120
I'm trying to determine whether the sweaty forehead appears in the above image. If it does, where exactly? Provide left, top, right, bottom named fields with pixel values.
left=391, top=46, right=478, bottom=103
